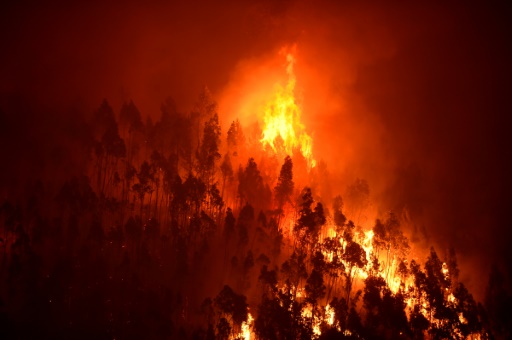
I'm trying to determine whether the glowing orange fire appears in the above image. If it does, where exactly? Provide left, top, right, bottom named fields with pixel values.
left=240, top=312, right=253, bottom=340
left=217, top=46, right=483, bottom=340
left=260, top=50, right=316, bottom=168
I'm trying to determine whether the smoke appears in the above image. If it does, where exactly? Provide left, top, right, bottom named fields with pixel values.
left=1, top=0, right=510, bottom=299
left=218, top=2, right=512, bottom=299
left=0, top=1, right=288, bottom=114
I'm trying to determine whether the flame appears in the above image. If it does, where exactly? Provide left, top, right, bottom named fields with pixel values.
left=232, top=312, right=253, bottom=340
left=442, top=262, right=449, bottom=280
left=361, top=229, right=374, bottom=259
left=301, top=305, right=321, bottom=336
left=241, top=312, right=253, bottom=340
left=260, top=50, right=316, bottom=168
left=325, top=304, right=335, bottom=326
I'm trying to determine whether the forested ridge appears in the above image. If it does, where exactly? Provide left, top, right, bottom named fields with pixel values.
left=0, top=90, right=510, bottom=340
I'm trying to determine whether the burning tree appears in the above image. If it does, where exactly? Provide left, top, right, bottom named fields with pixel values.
left=0, top=46, right=497, bottom=340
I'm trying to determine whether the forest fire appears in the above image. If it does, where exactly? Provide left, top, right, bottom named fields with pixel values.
left=0, top=2, right=510, bottom=339
left=0, top=45, right=497, bottom=339
left=239, top=313, right=253, bottom=340
left=259, top=49, right=316, bottom=168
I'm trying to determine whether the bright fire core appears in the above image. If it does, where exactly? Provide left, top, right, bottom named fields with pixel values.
left=260, top=52, right=316, bottom=168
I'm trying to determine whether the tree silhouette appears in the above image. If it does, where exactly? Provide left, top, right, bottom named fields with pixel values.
left=294, top=187, right=325, bottom=250
left=220, top=153, right=234, bottom=199
left=485, top=264, right=512, bottom=338
left=453, top=282, right=481, bottom=338
left=274, top=155, right=294, bottom=212
left=305, top=268, right=326, bottom=330
left=363, top=275, right=386, bottom=335
left=332, top=195, right=346, bottom=234
left=238, top=158, right=266, bottom=209
left=281, top=249, right=308, bottom=299
left=119, top=100, right=143, bottom=163
left=237, top=203, right=254, bottom=249
left=227, top=119, right=245, bottom=158
left=91, top=100, right=126, bottom=192
left=372, top=212, right=409, bottom=281
left=344, top=240, right=367, bottom=302
left=214, top=285, right=249, bottom=336
left=191, top=87, right=218, bottom=151
left=322, top=237, right=345, bottom=303
left=0, top=91, right=493, bottom=340
left=132, top=161, right=154, bottom=219
left=196, top=113, right=221, bottom=188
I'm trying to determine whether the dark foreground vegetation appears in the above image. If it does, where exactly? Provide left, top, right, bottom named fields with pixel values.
left=0, top=92, right=510, bottom=339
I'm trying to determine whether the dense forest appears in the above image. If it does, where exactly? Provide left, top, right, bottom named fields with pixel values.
left=0, top=88, right=510, bottom=340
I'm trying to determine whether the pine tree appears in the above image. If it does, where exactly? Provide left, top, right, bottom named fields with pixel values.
left=274, top=155, right=294, bottom=211
left=227, top=119, right=245, bottom=158
left=196, top=113, right=221, bottom=188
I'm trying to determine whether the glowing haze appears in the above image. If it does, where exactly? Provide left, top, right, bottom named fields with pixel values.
left=1, top=0, right=511, bottom=312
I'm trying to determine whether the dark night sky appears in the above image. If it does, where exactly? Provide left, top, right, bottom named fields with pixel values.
left=1, top=1, right=511, bottom=299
